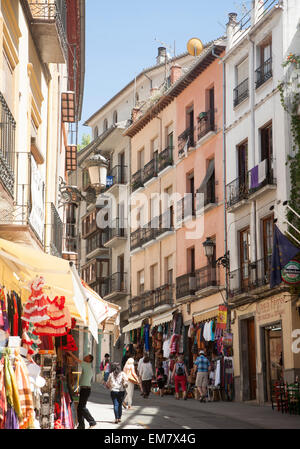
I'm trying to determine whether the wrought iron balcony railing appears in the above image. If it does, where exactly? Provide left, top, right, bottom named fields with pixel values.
left=49, top=202, right=63, bottom=257
left=229, top=256, right=272, bottom=297
left=158, top=146, right=174, bottom=172
left=86, top=230, right=109, bottom=254
left=195, top=265, right=219, bottom=291
left=255, top=58, right=272, bottom=89
left=0, top=92, right=16, bottom=197
left=197, top=109, right=216, bottom=140
left=130, top=208, right=174, bottom=250
left=233, top=78, right=249, bottom=107
left=176, top=194, right=196, bottom=222
left=131, top=169, right=144, bottom=192
left=176, top=272, right=196, bottom=300
left=143, top=157, right=158, bottom=184
left=107, top=165, right=128, bottom=188
left=107, top=218, right=127, bottom=241
left=129, top=284, right=174, bottom=317
left=178, top=127, right=195, bottom=156
left=103, top=272, right=128, bottom=297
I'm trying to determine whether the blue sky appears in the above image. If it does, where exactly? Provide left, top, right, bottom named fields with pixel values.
left=79, top=0, right=251, bottom=140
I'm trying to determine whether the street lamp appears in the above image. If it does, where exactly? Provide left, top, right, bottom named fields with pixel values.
left=203, top=237, right=215, bottom=263
left=82, top=150, right=109, bottom=192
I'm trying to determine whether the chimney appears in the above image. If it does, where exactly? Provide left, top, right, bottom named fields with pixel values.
left=226, top=12, right=238, bottom=50
left=156, top=47, right=167, bottom=65
left=170, top=64, right=182, bottom=85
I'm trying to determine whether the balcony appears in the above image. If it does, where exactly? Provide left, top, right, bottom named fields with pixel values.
left=158, top=146, right=174, bottom=173
left=131, top=169, right=144, bottom=192
left=176, top=273, right=196, bottom=302
left=143, top=157, right=158, bottom=185
left=86, top=230, right=109, bottom=259
left=0, top=92, right=16, bottom=198
left=106, top=165, right=128, bottom=192
left=229, top=256, right=273, bottom=300
left=130, top=208, right=174, bottom=251
left=104, top=218, right=127, bottom=248
left=233, top=78, right=249, bottom=107
left=195, top=265, right=219, bottom=297
left=197, top=109, right=216, bottom=141
left=226, top=158, right=276, bottom=210
left=176, top=195, right=196, bottom=224
left=129, top=284, right=174, bottom=318
left=103, top=272, right=128, bottom=301
left=49, top=202, right=63, bottom=257
left=178, top=127, right=195, bottom=158
left=26, top=0, right=68, bottom=63
left=255, top=58, right=272, bottom=89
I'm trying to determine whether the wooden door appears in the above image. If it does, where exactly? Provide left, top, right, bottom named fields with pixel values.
left=247, top=318, right=257, bottom=400
left=237, top=141, right=248, bottom=189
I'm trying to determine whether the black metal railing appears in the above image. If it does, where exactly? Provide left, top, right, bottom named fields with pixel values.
left=228, top=256, right=272, bottom=297
left=226, top=175, right=248, bottom=208
left=233, top=78, right=249, bottom=107
left=256, top=58, right=272, bottom=89
left=158, top=146, right=174, bottom=172
left=86, top=230, right=108, bottom=254
left=28, top=0, right=68, bottom=58
left=103, top=272, right=127, bottom=297
left=227, top=158, right=275, bottom=207
left=132, top=169, right=144, bottom=192
left=107, top=165, right=127, bottom=187
left=195, top=265, right=219, bottom=291
left=197, top=109, right=216, bottom=140
left=196, top=185, right=216, bottom=210
left=157, top=207, right=174, bottom=237
left=129, top=284, right=174, bottom=317
left=0, top=92, right=16, bottom=197
left=176, top=273, right=196, bottom=299
left=64, top=222, right=77, bottom=253
left=130, top=208, right=174, bottom=250
left=143, top=157, right=158, bottom=184
left=176, top=194, right=196, bottom=222
left=50, top=203, right=63, bottom=257
left=107, top=218, right=127, bottom=241
left=178, top=127, right=195, bottom=156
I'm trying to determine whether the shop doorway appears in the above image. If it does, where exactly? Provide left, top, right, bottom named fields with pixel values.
left=240, top=316, right=257, bottom=401
left=262, top=322, right=283, bottom=402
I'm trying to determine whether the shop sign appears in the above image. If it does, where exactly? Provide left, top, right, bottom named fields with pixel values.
left=256, top=297, right=285, bottom=322
left=106, top=176, right=113, bottom=187
left=281, top=260, right=300, bottom=285
left=222, top=331, right=233, bottom=347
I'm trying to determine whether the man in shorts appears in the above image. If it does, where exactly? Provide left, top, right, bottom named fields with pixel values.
left=194, top=350, right=210, bottom=402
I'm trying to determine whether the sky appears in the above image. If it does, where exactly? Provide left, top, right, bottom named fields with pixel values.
left=78, top=0, right=252, bottom=141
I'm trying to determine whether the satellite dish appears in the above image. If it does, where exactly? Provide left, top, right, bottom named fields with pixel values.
left=187, top=38, right=204, bottom=57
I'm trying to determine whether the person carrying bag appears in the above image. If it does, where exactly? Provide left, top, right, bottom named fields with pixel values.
left=123, top=358, right=139, bottom=409
left=106, top=363, right=128, bottom=424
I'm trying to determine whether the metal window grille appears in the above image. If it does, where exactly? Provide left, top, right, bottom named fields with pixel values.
left=0, top=92, right=16, bottom=196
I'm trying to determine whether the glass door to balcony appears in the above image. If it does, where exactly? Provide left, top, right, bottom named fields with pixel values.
left=262, top=215, right=274, bottom=281
left=240, top=227, right=251, bottom=291
left=238, top=141, right=248, bottom=198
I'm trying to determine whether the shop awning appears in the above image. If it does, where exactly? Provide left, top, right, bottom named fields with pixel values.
left=0, top=237, right=120, bottom=343
left=122, top=319, right=143, bottom=334
left=193, top=306, right=219, bottom=323
left=151, top=309, right=176, bottom=327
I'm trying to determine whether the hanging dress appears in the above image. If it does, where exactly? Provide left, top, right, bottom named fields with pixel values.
left=22, top=277, right=50, bottom=324
left=34, top=296, right=71, bottom=337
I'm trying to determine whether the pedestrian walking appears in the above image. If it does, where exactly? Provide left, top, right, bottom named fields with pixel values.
left=106, top=362, right=128, bottom=424
left=194, top=350, right=210, bottom=402
left=123, top=358, right=139, bottom=409
left=100, top=353, right=110, bottom=383
left=121, top=347, right=132, bottom=370
left=67, top=351, right=97, bottom=429
left=172, top=354, right=188, bottom=400
left=137, top=352, right=148, bottom=396
left=156, top=361, right=167, bottom=397
left=139, top=355, right=153, bottom=398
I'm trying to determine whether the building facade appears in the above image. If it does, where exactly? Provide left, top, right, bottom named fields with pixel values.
left=224, top=0, right=300, bottom=404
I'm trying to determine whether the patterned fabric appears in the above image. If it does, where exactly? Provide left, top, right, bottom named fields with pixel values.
left=34, top=296, right=71, bottom=337
left=0, top=358, right=7, bottom=428
left=15, top=353, right=34, bottom=429
left=4, top=351, right=22, bottom=420
left=194, top=355, right=210, bottom=373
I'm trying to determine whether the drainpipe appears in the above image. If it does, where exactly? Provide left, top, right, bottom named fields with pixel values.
left=212, top=46, right=228, bottom=307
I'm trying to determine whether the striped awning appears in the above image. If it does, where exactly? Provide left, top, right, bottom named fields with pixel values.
left=151, top=310, right=176, bottom=327
left=193, top=307, right=219, bottom=323
left=122, top=319, right=143, bottom=334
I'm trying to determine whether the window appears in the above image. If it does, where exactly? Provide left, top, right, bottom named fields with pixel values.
left=103, top=119, right=108, bottom=132
left=234, top=58, right=249, bottom=106
left=256, top=38, right=272, bottom=88
left=237, top=140, right=248, bottom=187
left=138, top=148, right=145, bottom=170
left=165, top=255, right=173, bottom=285
left=94, top=126, right=99, bottom=139
left=82, top=169, right=90, bottom=190
left=239, top=227, right=251, bottom=288
left=260, top=122, right=272, bottom=161
left=138, top=270, right=145, bottom=295
left=150, top=264, right=158, bottom=290
left=187, top=247, right=195, bottom=274
left=113, top=111, right=118, bottom=124
left=0, top=91, right=16, bottom=196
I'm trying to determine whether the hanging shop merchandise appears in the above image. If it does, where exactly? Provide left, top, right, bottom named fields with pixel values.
left=0, top=277, right=79, bottom=429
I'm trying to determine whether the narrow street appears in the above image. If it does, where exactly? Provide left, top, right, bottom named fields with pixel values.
left=85, top=383, right=300, bottom=430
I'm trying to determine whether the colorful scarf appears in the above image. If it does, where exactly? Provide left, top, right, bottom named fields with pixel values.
left=4, top=351, right=22, bottom=421
left=14, top=353, right=34, bottom=429
left=0, top=358, right=7, bottom=428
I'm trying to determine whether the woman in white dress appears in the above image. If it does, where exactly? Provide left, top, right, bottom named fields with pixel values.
left=123, top=358, right=139, bottom=409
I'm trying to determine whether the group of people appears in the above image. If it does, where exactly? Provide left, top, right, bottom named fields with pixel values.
left=68, top=348, right=212, bottom=429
